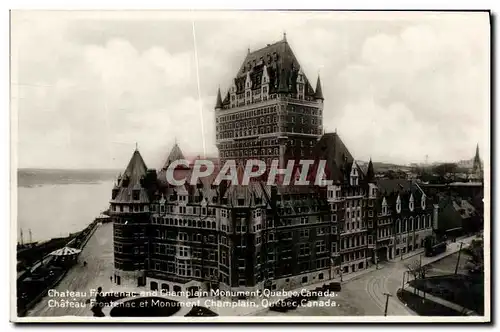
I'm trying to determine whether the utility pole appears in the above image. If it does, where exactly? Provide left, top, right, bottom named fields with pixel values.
left=454, top=242, right=464, bottom=274
left=383, top=292, right=392, bottom=316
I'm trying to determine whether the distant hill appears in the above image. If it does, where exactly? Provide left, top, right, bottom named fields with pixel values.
left=358, top=161, right=409, bottom=172
left=17, top=168, right=121, bottom=187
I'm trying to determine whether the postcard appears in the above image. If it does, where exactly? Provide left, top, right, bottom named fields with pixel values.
left=10, top=10, right=491, bottom=323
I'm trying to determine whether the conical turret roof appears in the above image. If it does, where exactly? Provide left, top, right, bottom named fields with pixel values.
left=314, top=75, right=324, bottom=100
left=122, top=149, right=148, bottom=186
left=111, top=148, right=150, bottom=204
left=366, top=158, right=375, bottom=182
left=215, top=87, right=223, bottom=109
left=162, top=142, right=186, bottom=170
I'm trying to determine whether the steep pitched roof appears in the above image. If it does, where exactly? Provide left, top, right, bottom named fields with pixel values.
left=233, top=37, right=315, bottom=96
left=162, top=142, right=186, bottom=170
left=311, top=132, right=354, bottom=183
left=111, top=149, right=150, bottom=204
left=122, top=149, right=148, bottom=186
left=366, top=158, right=375, bottom=182
left=314, top=75, right=324, bottom=100
left=215, top=88, right=223, bottom=109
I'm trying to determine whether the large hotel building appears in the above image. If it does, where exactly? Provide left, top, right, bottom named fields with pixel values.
left=109, top=35, right=437, bottom=294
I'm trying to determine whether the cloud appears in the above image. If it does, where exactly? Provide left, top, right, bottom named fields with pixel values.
left=328, top=14, right=489, bottom=163
left=12, top=11, right=489, bottom=169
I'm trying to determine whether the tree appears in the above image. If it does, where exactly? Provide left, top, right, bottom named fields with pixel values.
left=432, top=163, right=458, bottom=181
left=463, top=238, right=484, bottom=273
left=405, top=258, right=432, bottom=295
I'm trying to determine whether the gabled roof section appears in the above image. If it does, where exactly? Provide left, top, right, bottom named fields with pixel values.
left=311, top=132, right=354, bottom=183
left=233, top=37, right=315, bottom=96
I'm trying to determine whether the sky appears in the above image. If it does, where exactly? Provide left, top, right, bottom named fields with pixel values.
left=11, top=11, right=490, bottom=169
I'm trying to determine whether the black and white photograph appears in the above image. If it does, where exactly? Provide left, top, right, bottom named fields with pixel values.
left=10, top=10, right=490, bottom=323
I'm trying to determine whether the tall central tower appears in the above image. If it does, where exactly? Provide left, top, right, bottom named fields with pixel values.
left=214, top=34, right=324, bottom=168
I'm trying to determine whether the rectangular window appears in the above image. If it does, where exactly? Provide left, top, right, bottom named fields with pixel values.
left=299, top=244, right=310, bottom=256
left=316, top=240, right=326, bottom=253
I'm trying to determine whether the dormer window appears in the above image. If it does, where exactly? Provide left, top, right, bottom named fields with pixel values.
left=396, top=195, right=402, bottom=214
left=421, top=194, right=426, bottom=210
left=350, top=166, right=359, bottom=186
left=121, top=176, right=130, bottom=187
left=132, top=189, right=140, bottom=201
left=112, top=188, right=119, bottom=200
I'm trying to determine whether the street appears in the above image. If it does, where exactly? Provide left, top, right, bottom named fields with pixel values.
left=260, top=236, right=476, bottom=316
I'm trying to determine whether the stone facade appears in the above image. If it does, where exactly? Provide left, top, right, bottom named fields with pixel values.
left=108, top=36, right=436, bottom=295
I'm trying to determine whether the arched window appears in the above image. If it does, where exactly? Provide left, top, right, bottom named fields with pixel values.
left=396, top=219, right=401, bottom=234
left=212, top=221, right=216, bottom=229
left=150, top=281, right=158, bottom=291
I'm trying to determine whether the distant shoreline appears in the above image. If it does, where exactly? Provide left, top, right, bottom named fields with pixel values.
left=17, top=169, right=120, bottom=188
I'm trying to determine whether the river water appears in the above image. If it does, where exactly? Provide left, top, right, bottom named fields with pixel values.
left=16, top=181, right=114, bottom=243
